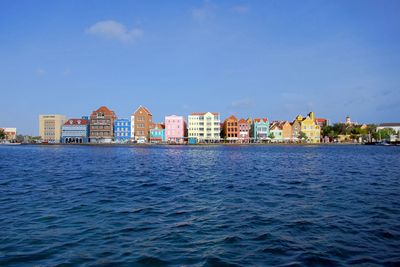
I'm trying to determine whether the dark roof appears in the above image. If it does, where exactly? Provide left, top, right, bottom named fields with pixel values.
left=379, top=123, right=400, bottom=127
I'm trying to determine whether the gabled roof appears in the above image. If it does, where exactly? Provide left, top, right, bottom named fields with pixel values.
left=150, top=123, right=165, bottom=130
left=315, top=118, right=327, bottom=123
left=224, top=115, right=238, bottom=122
left=253, top=118, right=269, bottom=123
left=133, top=105, right=152, bottom=116
left=90, top=106, right=116, bottom=117
left=64, top=119, right=88, bottom=126
left=238, top=118, right=248, bottom=124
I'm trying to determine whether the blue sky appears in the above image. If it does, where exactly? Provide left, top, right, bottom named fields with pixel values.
left=1, top=0, right=399, bottom=135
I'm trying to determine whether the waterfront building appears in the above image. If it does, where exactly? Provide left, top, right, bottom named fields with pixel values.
left=89, top=106, right=117, bottom=143
left=165, top=115, right=187, bottom=143
left=296, top=112, right=321, bottom=143
left=132, top=106, right=153, bottom=142
left=114, top=118, right=131, bottom=143
left=0, top=128, right=17, bottom=140
left=291, top=120, right=301, bottom=141
left=281, top=121, right=292, bottom=142
left=269, top=121, right=283, bottom=142
left=238, top=119, right=250, bottom=143
left=251, top=118, right=269, bottom=141
left=315, top=118, right=328, bottom=127
left=188, top=112, right=221, bottom=143
left=39, top=114, right=67, bottom=143
left=150, top=123, right=165, bottom=143
left=377, top=123, right=400, bottom=133
left=223, top=115, right=239, bottom=142
left=61, top=118, right=89, bottom=143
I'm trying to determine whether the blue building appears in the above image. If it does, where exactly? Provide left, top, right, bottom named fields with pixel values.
left=61, top=118, right=89, bottom=143
left=150, top=123, right=165, bottom=143
left=114, top=118, right=131, bottom=142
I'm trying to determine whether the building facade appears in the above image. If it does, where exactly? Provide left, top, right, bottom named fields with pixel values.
left=61, top=118, right=89, bottom=143
left=114, top=118, right=131, bottom=142
left=0, top=128, right=17, bottom=141
left=251, top=118, right=269, bottom=141
left=291, top=120, right=301, bottom=141
left=377, top=123, right=400, bottom=133
left=165, top=115, right=186, bottom=143
left=39, top=114, right=67, bottom=143
left=188, top=112, right=221, bottom=142
left=89, top=106, right=117, bottom=143
left=223, top=115, right=239, bottom=142
left=238, top=119, right=250, bottom=143
left=150, top=123, right=165, bottom=143
left=296, top=112, right=321, bottom=143
left=132, top=106, right=153, bottom=142
left=269, top=121, right=283, bottom=142
left=281, top=121, right=292, bottom=142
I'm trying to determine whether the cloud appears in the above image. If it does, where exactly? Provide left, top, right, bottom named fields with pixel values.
left=86, top=20, right=143, bottom=43
left=192, top=1, right=216, bottom=22
left=231, top=5, right=249, bottom=14
left=36, top=68, right=46, bottom=76
left=230, top=98, right=255, bottom=109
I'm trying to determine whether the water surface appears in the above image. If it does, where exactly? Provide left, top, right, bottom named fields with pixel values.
left=0, top=145, right=399, bottom=266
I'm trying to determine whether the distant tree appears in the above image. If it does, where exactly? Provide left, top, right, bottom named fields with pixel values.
left=299, top=131, right=307, bottom=141
left=373, top=128, right=396, bottom=141
left=0, top=129, right=5, bottom=140
left=268, top=133, right=275, bottom=139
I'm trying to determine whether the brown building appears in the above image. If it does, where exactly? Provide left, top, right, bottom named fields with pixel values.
left=133, top=106, right=153, bottom=142
left=89, top=106, right=117, bottom=143
left=291, top=120, right=301, bottom=141
left=223, top=115, right=239, bottom=142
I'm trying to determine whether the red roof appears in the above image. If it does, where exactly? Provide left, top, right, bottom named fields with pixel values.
left=64, top=119, right=88, bottom=126
left=134, top=105, right=152, bottom=116
left=253, top=118, right=268, bottom=123
left=90, top=106, right=116, bottom=117
left=315, top=118, right=327, bottom=123
left=238, top=118, right=248, bottom=124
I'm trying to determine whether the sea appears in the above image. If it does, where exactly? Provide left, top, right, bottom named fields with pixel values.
left=0, top=145, right=399, bottom=266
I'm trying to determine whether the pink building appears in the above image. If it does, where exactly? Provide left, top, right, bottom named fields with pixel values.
left=165, top=115, right=187, bottom=143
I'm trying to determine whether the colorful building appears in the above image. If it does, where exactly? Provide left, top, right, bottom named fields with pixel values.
left=165, top=115, right=187, bottom=143
left=132, top=106, right=153, bottom=142
left=269, top=121, right=283, bottom=142
left=0, top=128, right=17, bottom=141
left=188, top=112, right=221, bottom=143
left=281, top=121, right=292, bottom=142
left=89, top=106, right=117, bottom=143
left=39, top=114, right=67, bottom=143
left=238, top=119, right=250, bottom=143
left=114, top=118, right=131, bottom=142
left=223, top=115, right=239, bottom=142
left=150, top=123, right=165, bottom=143
left=291, top=120, right=301, bottom=141
left=296, top=112, right=321, bottom=143
left=251, top=118, right=269, bottom=141
left=61, top=118, right=89, bottom=143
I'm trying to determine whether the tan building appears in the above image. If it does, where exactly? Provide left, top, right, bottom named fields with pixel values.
left=89, top=106, right=117, bottom=143
left=39, top=114, right=67, bottom=143
left=132, top=106, right=153, bottom=142
left=0, top=128, right=17, bottom=140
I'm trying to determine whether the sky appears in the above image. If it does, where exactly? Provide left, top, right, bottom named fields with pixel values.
left=0, top=0, right=399, bottom=135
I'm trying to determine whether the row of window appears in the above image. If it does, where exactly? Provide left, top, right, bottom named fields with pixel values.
left=116, top=122, right=129, bottom=126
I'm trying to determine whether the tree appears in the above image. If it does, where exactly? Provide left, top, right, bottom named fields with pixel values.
left=299, top=131, right=307, bottom=141
left=0, top=129, right=5, bottom=140
left=373, top=128, right=396, bottom=141
left=268, top=132, right=275, bottom=139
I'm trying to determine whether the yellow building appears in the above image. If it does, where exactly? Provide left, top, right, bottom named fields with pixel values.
left=39, top=114, right=67, bottom=143
left=188, top=112, right=221, bottom=142
left=296, top=112, right=321, bottom=143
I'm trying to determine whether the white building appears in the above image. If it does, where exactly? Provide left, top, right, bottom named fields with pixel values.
left=377, top=123, right=400, bottom=133
left=188, top=112, right=221, bottom=142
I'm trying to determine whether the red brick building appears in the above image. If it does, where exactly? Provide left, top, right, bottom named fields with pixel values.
left=89, top=106, right=117, bottom=143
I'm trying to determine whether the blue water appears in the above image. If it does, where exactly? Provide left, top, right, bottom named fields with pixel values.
left=0, top=145, right=399, bottom=266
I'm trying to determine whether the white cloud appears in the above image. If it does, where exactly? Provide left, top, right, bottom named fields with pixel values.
left=231, top=5, right=249, bottom=14
left=192, top=1, right=216, bottom=22
left=86, top=20, right=143, bottom=43
left=36, top=68, right=46, bottom=76
left=230, top=98, right=255, bottom=109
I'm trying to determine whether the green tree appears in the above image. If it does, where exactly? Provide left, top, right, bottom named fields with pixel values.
left=268, top=133, right=275, bottom=139
left=0, top=129, right=5, bottom=140
left=373, top=128, right=396, bottom=141
left=299, top=131, right=307, bottom=141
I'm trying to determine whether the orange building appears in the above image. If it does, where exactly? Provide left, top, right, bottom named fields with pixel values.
left=281, top=121, right=292, bottom=141
left=133, top=106, right=153, bottom=142
left=223, top=115, right=239, bottom=142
